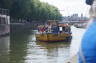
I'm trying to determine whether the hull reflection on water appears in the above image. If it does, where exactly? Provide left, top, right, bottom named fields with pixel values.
left=25, top=32, right=70, bottom=63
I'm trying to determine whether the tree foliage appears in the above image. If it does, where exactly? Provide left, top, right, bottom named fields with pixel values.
left=0, top=0, right=62, bottom=22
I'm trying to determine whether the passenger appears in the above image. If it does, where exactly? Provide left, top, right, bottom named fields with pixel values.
left=52, top=25, right=59, bottom=34
left=42, top=26, right=46, bottom=33
left=49, top=25, right=52, bottom=33
left=38, top=25, right=45, bottom=33
left=39, top=26, right=43, bottom=33
left=68, top=26, right=71, bottom=34
left=79, top=0, right=96, bottom=63
left=62, top=27, right=65, bottom=31
left=47, top=22, right=52, bottom=33
left=65, top=26, right=69, bottom=33
left=45, top=25, right=48, bottom=33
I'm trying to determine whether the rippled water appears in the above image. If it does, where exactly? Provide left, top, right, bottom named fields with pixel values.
left=0, top=36, right=10, bottom=63
left=0, top=26, right=86, bottom=63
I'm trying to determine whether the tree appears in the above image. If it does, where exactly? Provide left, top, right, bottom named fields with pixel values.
left=0, top=0, right=62, bottom=22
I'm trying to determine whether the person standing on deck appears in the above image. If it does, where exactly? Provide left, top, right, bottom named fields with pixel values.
left=79, top=0, right=96, bottom=63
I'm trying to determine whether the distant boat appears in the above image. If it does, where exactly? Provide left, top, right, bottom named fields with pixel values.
left=35, top=20, right=72, bottom=42
left=74, top=23, right=87, bottom=28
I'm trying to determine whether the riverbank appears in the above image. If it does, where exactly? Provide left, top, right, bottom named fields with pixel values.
left=0, top=23, right=37, bottom=36
left=11, top=23, right=35, bottom=34
left=0, top=25, right=10, bottom=37
left=0, top=32, right=9, bottom=37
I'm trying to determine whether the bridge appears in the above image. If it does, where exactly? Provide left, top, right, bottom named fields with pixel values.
left=60, top=20, right=88, bottom=24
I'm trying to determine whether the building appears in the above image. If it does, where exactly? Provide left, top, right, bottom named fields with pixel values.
left=0, top=8, right=10, bottom=36
left=62, top=13, right=89, bottom=22
left=0, top=8, right=10, bottom=24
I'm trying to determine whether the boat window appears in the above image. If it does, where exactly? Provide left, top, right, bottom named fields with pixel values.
left=59, top=27, right=63, bottom=31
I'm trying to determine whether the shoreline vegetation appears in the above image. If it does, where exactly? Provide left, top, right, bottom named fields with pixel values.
left=0, top=0, right=62, bottom=23
left=0, top=0, right=62, bottom=36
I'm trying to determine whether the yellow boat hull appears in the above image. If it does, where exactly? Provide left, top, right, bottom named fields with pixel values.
left=36, top=33, right=71, bottom=42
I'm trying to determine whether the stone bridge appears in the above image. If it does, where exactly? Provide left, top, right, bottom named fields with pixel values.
left=61, top=21, right=88, bottom=24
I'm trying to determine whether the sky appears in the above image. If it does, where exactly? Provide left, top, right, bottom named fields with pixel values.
left=40, top=0, right=90, bottom=17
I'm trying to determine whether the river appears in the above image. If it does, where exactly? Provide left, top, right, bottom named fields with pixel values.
left=0, top=26, right=86, bottom=63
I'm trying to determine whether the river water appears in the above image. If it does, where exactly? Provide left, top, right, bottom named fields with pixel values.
left=0, top=26, right=86, bottom=63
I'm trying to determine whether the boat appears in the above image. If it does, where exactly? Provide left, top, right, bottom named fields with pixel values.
left=35, top=20, right=72, bottom=42
left=74, top=23, right=87, bottom=28
left=36, top=33, right=71, bottom=42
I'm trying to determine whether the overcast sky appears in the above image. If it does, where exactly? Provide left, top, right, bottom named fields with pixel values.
left=40, top=0, right=90, bottom=17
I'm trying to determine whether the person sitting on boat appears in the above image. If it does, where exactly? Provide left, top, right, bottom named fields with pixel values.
left=79, top=0, right=96, bottom=63
left=61, top=24, right=71, bottom=34
left=45, top=21, right=52, bottom=33
left=58, top=24, right=65, bottom=33
left=47, top=25, right=52, bottom=33
left=67, top=25, right=72, bottom=34
left=38, top=25, right=46, bottom=34
left=51, top=25, right=59, bottom=34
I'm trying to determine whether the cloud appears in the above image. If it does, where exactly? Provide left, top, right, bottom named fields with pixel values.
left=40, top=0, right=90, bottom=16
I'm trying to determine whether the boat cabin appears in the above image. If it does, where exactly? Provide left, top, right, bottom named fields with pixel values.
left=37, top=20, right=71, bottom=34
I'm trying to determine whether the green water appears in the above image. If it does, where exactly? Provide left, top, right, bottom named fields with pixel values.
left=0, top=36, right=10, bottom=63
left=0, top=27, right=85, bottom=63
